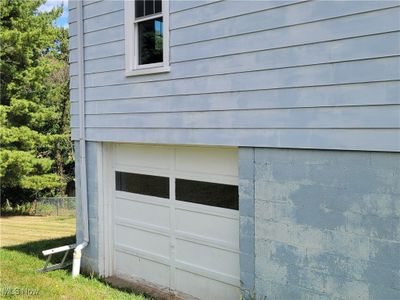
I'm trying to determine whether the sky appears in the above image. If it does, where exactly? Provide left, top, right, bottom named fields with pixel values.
left=38, top=0, right=69, bottom=28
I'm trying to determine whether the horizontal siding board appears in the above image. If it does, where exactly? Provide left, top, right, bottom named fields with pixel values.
left=69, top=22, right=77, bottom=37
left=78, top=9, right=400, bottom=62
left=70, top=88, right=78, bottom=102
left=85, top=55, right=125, bottom=74
left=83, top=9, right=123, bottom=33
left=83, top=0, right=123, bottom=19
left=68, top=8, right=78, bottom=23
left=171, top=1, right=399, bottom=46
left=70, top=62, right=78, bottom=76
left=70, top=76, right=78, bottom=90
left=71, top=28, right=124, bottom=52
left=83, top=0, right=103, bottom=7
left=69, top=87, right=77, bottom=99
left=82, top=57, right=400, bottom=101
left=70, top=3, right=400, bottom=152
left=69, top=49, right=78, bottom=63
left=84, top=25, right=124, bottom=47
left=171, top=7, right=400, bottom=62
left=84, top=40, right=125, bottom=61
left=69, top=7, right=77, bottom=23
left=76, top=105, right=400, bottom=129
left=71, top=128, right=400, bottom=152
left=69, top=35, right=77, bottom=50
left=69, top=0, right=78, bottom=10
left=169, top=31, right=400, bottom=80
left=72, top=32, right=400, bottom=88
left=170, top=0, right=299, bottom=29
left=69, top=81, right=400, bottom=115
left=170, top=0, right=222, bottom=14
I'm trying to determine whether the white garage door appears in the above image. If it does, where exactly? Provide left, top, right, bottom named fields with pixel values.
left=111, top=144, right=240, bottom=299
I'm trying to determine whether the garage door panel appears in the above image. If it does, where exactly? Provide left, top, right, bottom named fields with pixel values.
left=111, top=144, right=239, bottom=299
left=175, top=207, right=239, bottom=246
left=115, top=144, right=173, bottom=170
left=116, top=192, right=170, bottom=208
left=175, top=239, right=239, bottom=276
left=115, top=251, right=170, bottom=288
left=115, top=196, right=170, bottom=228
left=175, top=269, right=240, bottom=300
left=115, top=224, right=170, bottom=258
left=175, top=147, right=238, bottom=178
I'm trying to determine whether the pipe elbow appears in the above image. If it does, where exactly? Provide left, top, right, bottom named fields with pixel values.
left=74, top=241, right=88, bottom=253
left=72, top=241, right=89, bottom=278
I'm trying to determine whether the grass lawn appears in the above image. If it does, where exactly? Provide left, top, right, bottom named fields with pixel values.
left=0, top=216, right=147, bottom=299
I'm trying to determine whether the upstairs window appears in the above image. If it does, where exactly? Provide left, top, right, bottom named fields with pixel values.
left=125, top=0, right=170, bottom=76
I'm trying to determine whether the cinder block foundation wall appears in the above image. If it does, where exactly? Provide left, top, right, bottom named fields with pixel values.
left=239, top=148, right=400, bottom=299
left=74, top=141, right=100, bottom=274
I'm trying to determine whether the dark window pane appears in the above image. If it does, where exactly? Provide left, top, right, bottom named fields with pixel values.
left=176, top=179, right=238, bottom=210
left=135, top=0, right=145, bottom=18
left=116, top=171, right=169, bottom=199
left=155, top=0, right=162, bottom=13
left=138, top=17, right=163, bottom=65
left=144, top=0, right=154, bottom=16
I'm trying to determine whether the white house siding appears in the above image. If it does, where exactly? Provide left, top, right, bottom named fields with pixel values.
left=69, top=0, right=400, bottom=150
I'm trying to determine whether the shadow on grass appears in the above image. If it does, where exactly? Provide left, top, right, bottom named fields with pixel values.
left=3, top=236, right=153, bottom=299
left=4, top=235, right=76, bottom=262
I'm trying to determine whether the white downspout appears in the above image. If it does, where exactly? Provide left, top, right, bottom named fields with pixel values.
left=72, top=0, right=89, bottom=278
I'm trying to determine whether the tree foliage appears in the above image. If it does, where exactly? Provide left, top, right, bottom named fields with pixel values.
left=0, top=0, right=73, bottom=204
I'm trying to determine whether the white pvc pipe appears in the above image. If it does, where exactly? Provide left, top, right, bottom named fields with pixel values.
left=72, top=0, right=89, bottom=278
left=72, top=241, right=88, bottom=277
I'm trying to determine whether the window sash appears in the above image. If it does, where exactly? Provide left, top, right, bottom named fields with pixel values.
left=125, top=0, right=170, bottom=75
left=134, top=12, right=163, bottom=24
left=134, top=18, right=164, bottom=67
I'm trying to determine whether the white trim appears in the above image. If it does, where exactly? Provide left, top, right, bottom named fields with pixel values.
left=134, top=12, right=163, bottom=23
left=169, top=148, right=177, bottom=290
left=111, top=144, right=117, bottom=275
left=124, top=0, right=170, bottom=76
left=102, top=143, right=115, bottom=277
left=97, top=143, right=105, bottom=276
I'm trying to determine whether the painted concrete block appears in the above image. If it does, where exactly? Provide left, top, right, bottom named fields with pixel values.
left=255, top=181, right=299, bottom=203
left=368, top=284, right=400, bottom=300
left=239, top=148, right=255, bottom=298
left=256, top=280, right=330, bottom=300
left=369, top=239, right=400, bottom=269
left=345, top=210, right=400, bottom=240
left=239, top=179, right=254, bottom=217
left=240, top=253, right=255, bottom=274
left=238, top=148, right=254, bottom=181
left=240, top=147, right=400, bottom=299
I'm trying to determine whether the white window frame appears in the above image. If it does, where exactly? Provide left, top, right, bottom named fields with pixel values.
left=124, top=0, right=170, bottom=76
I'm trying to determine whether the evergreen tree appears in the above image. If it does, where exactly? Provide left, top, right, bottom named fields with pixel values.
left=0, top=0, right=73, bottom=204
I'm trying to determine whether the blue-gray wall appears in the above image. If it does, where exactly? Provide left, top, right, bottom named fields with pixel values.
left=239, top=147, right=400, bottom=299
left=68, top=0, right=400, bottom=152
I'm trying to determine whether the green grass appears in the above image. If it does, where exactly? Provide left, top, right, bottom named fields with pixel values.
left=0, top=216, right=147, bottom=299
left=0, top=216, right=76, bottom=247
